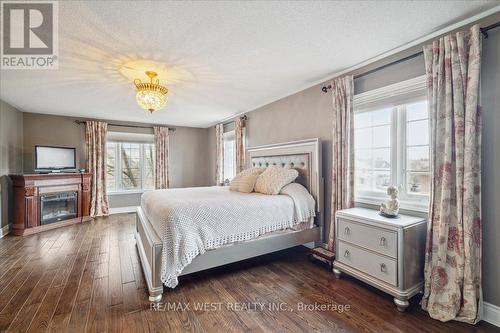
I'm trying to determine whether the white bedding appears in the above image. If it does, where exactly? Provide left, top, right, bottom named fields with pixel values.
left=140, top=185, right=315, bottom=288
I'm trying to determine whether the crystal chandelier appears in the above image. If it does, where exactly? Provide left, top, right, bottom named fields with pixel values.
left=134, top=71, right=168, bottom=113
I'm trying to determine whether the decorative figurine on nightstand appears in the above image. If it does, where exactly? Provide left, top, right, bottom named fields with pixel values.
left=379, top=185, right=400, bottom=218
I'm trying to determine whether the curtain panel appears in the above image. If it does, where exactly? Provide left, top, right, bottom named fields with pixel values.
left=327, top=75, right=355, bottom=251
left=85, top=121, right=109, bottom=217
left=153, top=126, right=169, bottom=189
left=421, top=25, right=482, bottom=324
left=235, top=117, right=246, bottom=173
left=215, top=123, right=224, bottom=185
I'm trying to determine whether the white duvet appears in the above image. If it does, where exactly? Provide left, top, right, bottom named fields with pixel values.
left=140, top=184, right=315, bottom=288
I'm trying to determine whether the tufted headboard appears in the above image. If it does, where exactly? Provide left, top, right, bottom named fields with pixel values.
left=250, top=154, right=311, bottom=190
left=246, top=139, right=323, bottom=232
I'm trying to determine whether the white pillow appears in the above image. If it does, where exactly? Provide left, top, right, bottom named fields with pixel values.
left=229, top=167, right=264, bottom=193
left=254, top=165, right=299, bottom=195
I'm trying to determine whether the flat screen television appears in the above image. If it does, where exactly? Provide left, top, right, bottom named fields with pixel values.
left=35, top=145, right=76, bottom=172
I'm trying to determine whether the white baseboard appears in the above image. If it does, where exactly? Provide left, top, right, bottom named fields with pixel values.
left=108, top=206, right=137, bottom=215
left=0, top=225, right=9, bottom=238
left=484, top=302, right=500, bottom=327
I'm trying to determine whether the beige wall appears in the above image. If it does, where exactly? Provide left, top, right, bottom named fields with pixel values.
left=22, top=112, right=212, bottom=209
left=0, top=101, right=23, bottom=228
left=169, top=126, right=212, bottom=188
left=23, top=113, right=86, bottom=172
left=481, top=28, right=500, bottom=307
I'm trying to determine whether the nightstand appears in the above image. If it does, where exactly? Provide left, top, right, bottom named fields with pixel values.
left=333, top=207, right=427, bottom=312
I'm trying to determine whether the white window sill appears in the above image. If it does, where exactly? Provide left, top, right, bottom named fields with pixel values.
left=355, top=196, right=429, bottom=215
left=107, top=189, right=153, bottom=196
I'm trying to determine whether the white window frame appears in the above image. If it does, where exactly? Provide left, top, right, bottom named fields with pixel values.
left=354, top=75, right=429, bottom=212
left=106, top=142, right=155, bottom=195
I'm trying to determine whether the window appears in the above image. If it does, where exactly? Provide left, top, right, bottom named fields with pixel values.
left=405, top=101, right=430, bottom=195
left=354, top=76, right=430, bottom=210
left=354, top=108, right=392, bottom=193
left=106, top=142, right=155, bottom=192
left=223, top=130, right=236, bottom=181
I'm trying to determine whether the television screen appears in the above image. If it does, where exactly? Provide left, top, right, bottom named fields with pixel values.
left=35, top=146, right=76, bottom=171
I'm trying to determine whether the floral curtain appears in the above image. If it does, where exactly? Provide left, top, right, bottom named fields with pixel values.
left=215, top=123, right=224, bottom=185
left=154, top=126, right=169, bottom=189
left=327, top=75, right=355, bottom=251
left=421, top=25, right=482, bottom=324
left=85, top=121, right=109, bottom=217
left=235, top=117, right=246, bottom=173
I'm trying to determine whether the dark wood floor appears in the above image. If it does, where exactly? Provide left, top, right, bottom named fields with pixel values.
left=0, top=214, right=497, bottom=333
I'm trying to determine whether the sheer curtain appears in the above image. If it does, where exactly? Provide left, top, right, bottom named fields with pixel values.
left=235, top=117, right=246, bottom=173
left=327, top=75, right=355, bottom=251
left=85, top=121, right=109, bottom=217
left=153, top=126, right=169, bottom=189
left=215, top=123, right=224, bottom=185
left=421, top=25, right=482, bottom=324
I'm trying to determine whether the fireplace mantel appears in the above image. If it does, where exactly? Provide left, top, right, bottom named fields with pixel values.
left=10, top=173, right=92, bottom=236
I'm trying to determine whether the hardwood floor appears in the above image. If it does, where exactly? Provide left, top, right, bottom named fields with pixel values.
left=0, top=214, right=497, bottom=333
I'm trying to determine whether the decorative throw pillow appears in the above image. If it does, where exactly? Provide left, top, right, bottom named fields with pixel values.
left=254, top=165, right=299, bottom=195
left=229, top=167, right=264, bottom=193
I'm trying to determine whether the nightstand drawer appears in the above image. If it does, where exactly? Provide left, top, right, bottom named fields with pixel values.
left=338, top=218, right=397, bottom=258
left=337, top=241, right=397, bottom=286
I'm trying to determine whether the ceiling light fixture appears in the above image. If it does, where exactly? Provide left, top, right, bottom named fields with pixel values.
left=134, top=71, right=168, bottom=113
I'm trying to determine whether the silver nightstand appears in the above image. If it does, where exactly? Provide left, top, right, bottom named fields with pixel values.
left=333, top=207, right=427, bottom=312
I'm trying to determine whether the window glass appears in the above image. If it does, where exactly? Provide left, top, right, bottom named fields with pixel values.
left=354, top=98, right=430, bottom=206
left=406, top=100, right=428, bottom=121
left=223, top=130, right=236, bottom=181
left=406, top=100, right=430, bottom=195
left=106, top=141, right=155, bottom=192
left=106, top=143, right=116, bottom=191
left=354, top=109, right=392, bottom=193
left=120, top=143, right=141, bottom=190
left=143, top=144, right=155, bottom=190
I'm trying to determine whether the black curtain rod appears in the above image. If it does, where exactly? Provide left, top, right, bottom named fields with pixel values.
left=75, top=120, right=176, bottom=132
left=480, top=21, right=500, bottom=39
left=321, top=20, right=500, bottom=93
left=221, top=114, right=247, bottom=126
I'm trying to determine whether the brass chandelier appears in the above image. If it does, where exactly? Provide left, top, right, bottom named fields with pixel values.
left=134, top=71, right=168, bottom=113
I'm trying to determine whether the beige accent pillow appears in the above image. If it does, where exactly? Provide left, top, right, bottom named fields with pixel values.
left=229, top=167, right=265, bottom=193
left=254, top=165, right=299, bottom=195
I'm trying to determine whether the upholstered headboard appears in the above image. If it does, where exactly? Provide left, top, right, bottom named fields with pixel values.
left=247, top=139, right=323, bottom=233
left=250, top=154, right=311, bottom=191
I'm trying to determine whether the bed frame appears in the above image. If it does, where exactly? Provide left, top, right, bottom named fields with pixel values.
left=135, top=138, right=323, bottom=301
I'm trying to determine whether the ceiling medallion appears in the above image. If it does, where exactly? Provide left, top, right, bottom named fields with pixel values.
left=134, top=71, right=168, bottom=113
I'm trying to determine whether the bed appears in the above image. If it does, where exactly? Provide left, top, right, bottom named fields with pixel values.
left=135, top=138, right=323, bottom=301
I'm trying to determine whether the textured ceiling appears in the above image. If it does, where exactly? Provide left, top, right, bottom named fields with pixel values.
left=0, top=1, right=498, bottom=127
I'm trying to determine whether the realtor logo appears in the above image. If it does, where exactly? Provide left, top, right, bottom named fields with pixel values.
left=1, top=1, right=58, bottom=69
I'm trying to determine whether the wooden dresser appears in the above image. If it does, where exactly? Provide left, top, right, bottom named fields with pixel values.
left=333, top=207, right=426, bottom=311
left=10, top=173, right=92, bottom=236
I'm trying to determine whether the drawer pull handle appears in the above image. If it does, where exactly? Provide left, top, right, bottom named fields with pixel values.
left=380, top=237, right=387, bottom=246
left=380, top=263, right=387, bottom=272
left=344, top=250, right=350, bottom=257
left=344, top=227, right=350, bottom=235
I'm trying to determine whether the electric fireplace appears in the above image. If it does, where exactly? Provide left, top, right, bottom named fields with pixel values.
left=10, top=173, right=92, bottom=236
left=40, top=191, right=78, bottom=225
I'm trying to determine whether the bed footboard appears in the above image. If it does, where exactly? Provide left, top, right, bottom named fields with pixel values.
left=135, top=207, right=163, bottom=302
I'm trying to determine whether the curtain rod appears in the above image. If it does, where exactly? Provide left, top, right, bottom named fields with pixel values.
left=321, top=20, right=500, bottom=93
left=221, top=114, right=247, bottom=126
left=480, top=21, right=500, bottom=39
left=74, top=120, right=176, bottom=132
